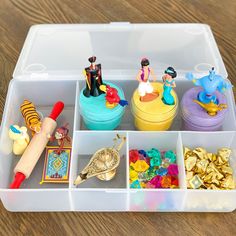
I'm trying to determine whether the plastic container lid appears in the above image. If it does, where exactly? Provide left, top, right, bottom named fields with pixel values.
left=79, top=82, right=125, bottom=122
left=131, top=82, right=178, bottom=122
left=181, top=87, right=227, bottom=127
left=12, top=23, right=228, bottom=80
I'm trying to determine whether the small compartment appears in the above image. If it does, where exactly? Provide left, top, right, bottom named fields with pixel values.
left=0, top=79, right=77, bottom=189
left=69, top=131, right=128, bottom=211
left=77, top=79, right=136, bottom=131
left=0, top=79, right=77, bottom=211
left=181, top=132, right=236, bottom=212
left=128, top=131, right=186, bottom=211
left=70, top=131, right=127, bottom=189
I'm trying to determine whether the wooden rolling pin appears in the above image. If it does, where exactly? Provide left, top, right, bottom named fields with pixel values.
left=10, top=101, right=64, bottom=189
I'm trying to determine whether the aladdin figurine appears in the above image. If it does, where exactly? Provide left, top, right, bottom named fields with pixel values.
left=162, top=67, right=177, bottom=105
left=83, top=56, right=104, bottom=97
left=186, top=67, right=232, bottom=104
left=136, top=58, right=158, bottom=102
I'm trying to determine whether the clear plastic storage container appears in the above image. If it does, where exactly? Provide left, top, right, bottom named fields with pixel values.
left=0, top=23, right=235, bottom=212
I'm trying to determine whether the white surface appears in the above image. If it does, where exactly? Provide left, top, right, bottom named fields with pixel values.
left=0, top=24, right=235, bottom=212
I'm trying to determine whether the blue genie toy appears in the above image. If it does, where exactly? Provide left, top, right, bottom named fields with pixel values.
left=186, top=67, right=232, bottom=104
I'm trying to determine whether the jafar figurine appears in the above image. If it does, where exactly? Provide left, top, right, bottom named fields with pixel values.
left=83, top=56, right=104, bottom=97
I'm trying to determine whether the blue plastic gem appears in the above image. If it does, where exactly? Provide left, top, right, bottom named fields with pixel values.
left=150, top=157, right=162, bottom=167
left=156, top=167, right=168, bottom=176
left=138, top=149, right=147, bottom=157
left=130, top=179, right=141, bottom=189
left=164, top=150, right=176, bottom=163
left=147, top=148, right=161, bottom=159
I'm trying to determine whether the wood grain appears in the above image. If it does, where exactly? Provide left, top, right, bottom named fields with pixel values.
left=0, top=0, right=236, bottom=235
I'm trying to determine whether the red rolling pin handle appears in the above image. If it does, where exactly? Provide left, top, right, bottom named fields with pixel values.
left=49, top=101, right=64, bottom=121
left=10, top=101, right=64, bottom=189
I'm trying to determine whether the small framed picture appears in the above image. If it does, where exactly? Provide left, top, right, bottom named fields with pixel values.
left=40, top=146, right=71, bottom=184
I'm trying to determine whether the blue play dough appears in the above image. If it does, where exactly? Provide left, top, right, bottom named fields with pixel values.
left=79, top=81, right=126, bottom=130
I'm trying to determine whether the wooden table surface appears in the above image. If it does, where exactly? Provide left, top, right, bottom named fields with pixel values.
left=0, top=0, right=236, bottom=235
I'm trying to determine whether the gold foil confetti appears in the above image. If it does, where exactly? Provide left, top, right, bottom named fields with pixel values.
left=185, top=156, right=197, bottom=171
left=184, top=147, right=191, bottom=157
left=209, top=184, right=221, bottom=190
left=196, top=159, right=209, bottom=173
left=186, top=171, right=194, bottom=180
left=217, top=148, right=231, bottom=160
left=221, top=175, right=235, bottom=189
left=189, top=175, right=203, bottom=189
left=184, top=147, right=235, bottom=190
left=221, top=166, right=233, bottom=175
left=193, top=147, right=207, bottom=160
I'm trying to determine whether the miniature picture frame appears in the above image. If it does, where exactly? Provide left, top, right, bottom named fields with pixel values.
left=40, top=146, right=71, bottom=184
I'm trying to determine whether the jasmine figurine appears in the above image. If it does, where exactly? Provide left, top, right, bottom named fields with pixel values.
left=136, top=58, right=158, bottom=102
left=83, top=56, right=104, bottom=97
left=186, top=67, right=232, bottom=104
left=162, top=67, right=177, bottom=105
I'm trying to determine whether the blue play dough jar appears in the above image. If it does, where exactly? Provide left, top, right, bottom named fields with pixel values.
left=79, top=81, right=126, bottom=130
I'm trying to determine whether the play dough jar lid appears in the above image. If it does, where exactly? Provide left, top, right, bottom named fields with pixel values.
left=79, top=82, right=125, bottom=122
left=131, top=82, right=178, bottom=123
left=181, top=87, right=227, bottom=128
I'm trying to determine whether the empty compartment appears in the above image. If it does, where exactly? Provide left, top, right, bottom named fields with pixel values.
left=128, top=131, right=186, bottom=211
left=181, top=131, right=236, bottom=212
left=69, top=131, right=128, bottom=211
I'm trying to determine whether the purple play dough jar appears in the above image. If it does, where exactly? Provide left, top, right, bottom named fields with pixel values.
left=181, top=87, right=227, bottom=131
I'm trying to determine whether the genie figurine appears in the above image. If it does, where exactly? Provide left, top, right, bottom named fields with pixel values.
left=186, top=67, right=232, bottom=104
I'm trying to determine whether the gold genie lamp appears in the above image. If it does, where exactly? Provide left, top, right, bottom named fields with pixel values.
left=193, top=99, right=227, bottom=116
left=74, top=134, right=126, bottom=186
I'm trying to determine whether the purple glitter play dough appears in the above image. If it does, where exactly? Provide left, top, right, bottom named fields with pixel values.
left=181, top=87, right=227, bottom=131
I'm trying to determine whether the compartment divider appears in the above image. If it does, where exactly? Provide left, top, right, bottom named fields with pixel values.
left=126, top=131, right=130, bottom=190
left=177, top=132, right=187, bottom=190
left=177, top=131, right=188, bottom=211
left=74, top=81, right=80, bottom=131
left=69, top=81, right=80, bottom=190
left=68, top=131, right=79, bottom=189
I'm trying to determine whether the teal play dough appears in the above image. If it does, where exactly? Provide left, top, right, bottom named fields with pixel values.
left=79, top=81, right=126, bottom=130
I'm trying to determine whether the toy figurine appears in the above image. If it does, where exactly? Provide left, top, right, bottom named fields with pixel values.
left=186, top=67, right=232, bottom=104
left=20, top=99, right=42, bottom=136
left=136, top=58, right=158, bottom=102
left=50, top=123, right=72, bottom=155
left=131, top=62, right=178, bottom=131
left=162, top=67, right=177, bottom=105
left=74, top=134, right=126, bottom=186
left=8, top=125, right=30, bottom=155
left=10, top=101, right=64, bottom=189
left=100, top=84, right=128, bottom=109
left=83, top=56, right=104, bottom=97
left=80, top=57, right=127, bottom=130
